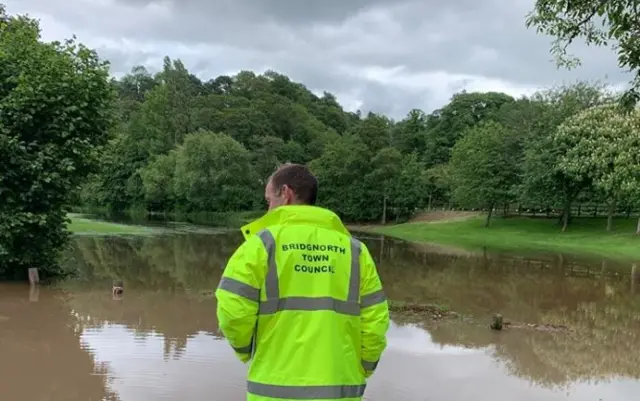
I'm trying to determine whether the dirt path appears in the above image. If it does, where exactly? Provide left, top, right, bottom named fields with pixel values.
left=409, top=210, right=480, bottom=223
left=348, top=210, right=480, bottom=232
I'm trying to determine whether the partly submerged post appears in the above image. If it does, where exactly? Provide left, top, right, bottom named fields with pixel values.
left=490, top=313, right=503, bottom=331
left=112, top=280, right=124, bottom=300
left=28, top=268, right=40, bottom=302
left=27, top=268, right=39, bottom=285
left=29, top=285, right=39, bottom=302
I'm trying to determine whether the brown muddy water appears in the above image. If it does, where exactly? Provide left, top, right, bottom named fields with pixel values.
left=1, top=230, right=640, bottom=401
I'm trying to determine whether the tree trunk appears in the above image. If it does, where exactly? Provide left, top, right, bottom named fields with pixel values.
left=606, top=198, right=616, bottom=232
left=427, top=195, right=432, bottom=211
left=381, top=195, right=387, bottom=225
left=503, top=203, right=508, bottom=218
left=561, top=199, right=571, bottom=232
left=485, top=205, right=494, bottom=228
left=636, top=216, right=640, bottom=235
left=482, top=247, right=488, bottom=269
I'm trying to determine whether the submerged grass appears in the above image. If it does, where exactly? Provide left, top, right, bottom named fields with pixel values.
left=67, top=215, right=154, bottom=235
left=372, top=216, right=640, bottom=261
left=69, top=207, right=265, bottom=229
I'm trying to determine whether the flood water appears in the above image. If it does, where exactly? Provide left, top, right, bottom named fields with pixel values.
left=1, top=229, right=640, bottom=401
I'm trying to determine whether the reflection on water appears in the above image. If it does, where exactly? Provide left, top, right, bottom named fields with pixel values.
left=80, top=325, right=246, bottom=401
left=1, top=231, right=639, bottom=401
left=0, top=283, right=117, bottom=401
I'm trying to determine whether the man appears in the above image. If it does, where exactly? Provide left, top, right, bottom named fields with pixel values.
left=215, top=163, right=390, bottom=401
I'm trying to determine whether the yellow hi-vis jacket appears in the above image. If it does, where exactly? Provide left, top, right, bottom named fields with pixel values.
left=215, top=205, right=390, bottom=401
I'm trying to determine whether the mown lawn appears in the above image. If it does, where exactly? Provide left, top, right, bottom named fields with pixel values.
left=372, top=216, right=640, bottom=260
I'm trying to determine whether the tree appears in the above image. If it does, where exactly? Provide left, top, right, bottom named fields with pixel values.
left=309, top=135, right=375, bottom=221
left=173, top=131, right=258, bottom=212
left=367, top=147, right=403, bottom=224
left=556, top=104, right=640, bottom=231
left=424, top=92, right=515, bottom=167
left=424, top=164, right=452, bottom=209
left=448, top=121, right=520, bottom=227
left=140, top=151, right=177, bottom=211
left=526, top=0, right=640, bottom=107
left=0, top=5, right=114, bottom=279
left=392, top=109, right=428, bottom=155
left=389, top=152, right=430, bottom=220
left=519, top=82, right=612, bottom=231
left=349, top=112, right=392, bottom=153
left=247, top=135, right=288, bottom=183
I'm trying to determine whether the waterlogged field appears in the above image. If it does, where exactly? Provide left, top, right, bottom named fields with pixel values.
left=67, top=214, right=155, bottom=235
left=2, top=219, right=639, bottom=401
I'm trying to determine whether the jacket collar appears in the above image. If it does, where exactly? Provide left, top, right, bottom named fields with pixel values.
left=240, top=205, right=351, bottom=239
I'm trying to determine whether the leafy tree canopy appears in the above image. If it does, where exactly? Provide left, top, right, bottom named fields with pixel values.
left=0, top=5, right=114, bottom=279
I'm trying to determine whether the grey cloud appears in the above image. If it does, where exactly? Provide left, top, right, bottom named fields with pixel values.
left=356, top=82, right=431, bottom=119
left=2, top=0, right=631, bottom=118
left=114, top=0, right=397, bottom=25
left=309, top=0, right=627, bottom=85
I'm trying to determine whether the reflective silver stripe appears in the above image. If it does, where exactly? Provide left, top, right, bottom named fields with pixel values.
left=218, top=277, right=260, bottom=301
left=348, top=238, right=361, bottom=302
left=247, top=382, right=366, bottom=399
left=254, top=229, right=275, bottom=359
left=259, top=297, right=360, bottom=316
left=232, top=343, right=252, bottom=354
left=258, top=229, right=279, bottom=300
left=362, top=359, right=378, bottom=371
left=361, top=289, right=386, bottom=308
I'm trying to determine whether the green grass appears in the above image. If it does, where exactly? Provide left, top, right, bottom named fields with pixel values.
left=372, top=216, right=640, bottom=260
left=168, top=210, right=264, bottom=227
left=68, top=208, right=265, bottom=228
left=67, top=215, right=153, bottom=235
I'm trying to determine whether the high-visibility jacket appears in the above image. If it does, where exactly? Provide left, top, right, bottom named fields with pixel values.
left=215, top=205, right=390, bottom=401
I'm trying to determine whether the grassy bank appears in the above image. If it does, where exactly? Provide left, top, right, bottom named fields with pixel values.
left=67, top=215, right=153, bottom=235
left=65, top=209, right=262, bottom=235
left=371, top=216, right=640, bottom=260
left=68, top=207, right=264, bottom=228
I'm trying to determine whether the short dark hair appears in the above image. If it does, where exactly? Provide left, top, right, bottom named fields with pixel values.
left=269, top=163, right=318, bottom=205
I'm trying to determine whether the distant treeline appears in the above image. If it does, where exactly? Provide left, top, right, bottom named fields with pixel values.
left=77, top=58, right=640, bottom=231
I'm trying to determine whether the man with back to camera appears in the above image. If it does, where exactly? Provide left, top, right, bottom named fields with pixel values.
left=215, top=163, right=390, bottom=401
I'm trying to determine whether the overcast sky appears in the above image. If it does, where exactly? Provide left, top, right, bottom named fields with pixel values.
left=3, top=0, right=630, bottom=118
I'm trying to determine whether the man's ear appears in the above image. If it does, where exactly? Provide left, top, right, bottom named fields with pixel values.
left=282, top=184, right=295, bottom=201
left=274, top=184, right=284, bottom=196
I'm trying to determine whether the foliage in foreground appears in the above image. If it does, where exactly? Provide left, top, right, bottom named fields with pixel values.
left=527, top=0, right=640, bottom=107
left=0, top=5, right=113, bottom=278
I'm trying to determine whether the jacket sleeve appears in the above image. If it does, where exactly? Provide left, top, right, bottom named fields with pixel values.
left=215, top=235, right=267, bottom=363
left=359, top=242, right=390, bottom=378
